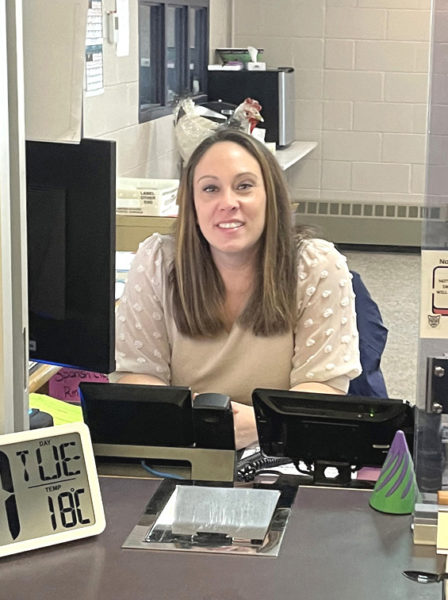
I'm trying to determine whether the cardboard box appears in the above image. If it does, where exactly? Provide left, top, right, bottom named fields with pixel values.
left=116, top=177, right=179, bottom=216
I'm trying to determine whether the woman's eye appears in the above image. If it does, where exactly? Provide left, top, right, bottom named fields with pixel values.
left=237, top=182, right=253, bottom=191
left=203, top=184, right=218, bottom=193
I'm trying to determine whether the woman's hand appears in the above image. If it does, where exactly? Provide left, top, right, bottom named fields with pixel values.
left=116, top=374, right=167, bottom=386
left=290, top=382, right=345, bottom=395
left=231, top=401, right=258, bottom=450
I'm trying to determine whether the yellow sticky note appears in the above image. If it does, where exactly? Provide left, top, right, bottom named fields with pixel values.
left=29, top=393, right=83, bottom=426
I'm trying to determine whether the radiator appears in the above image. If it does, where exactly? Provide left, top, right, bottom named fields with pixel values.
left=294, top=200, right=447, bottom=247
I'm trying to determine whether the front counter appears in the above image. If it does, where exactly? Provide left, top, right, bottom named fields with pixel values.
left=0, top=476, right=441, bottom=600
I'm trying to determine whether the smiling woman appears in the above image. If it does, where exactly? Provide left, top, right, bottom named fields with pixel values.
left=192, top=141, right=267, bottom=267
left=172, top=129, right=297, bottom=338
left=114, top=129, right=361, bottom=449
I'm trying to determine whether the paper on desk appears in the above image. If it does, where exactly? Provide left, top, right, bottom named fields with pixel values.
left=29, top=393, right=83, bottom=426
left=153, top=485, right=282, bottom=541
left=115, top=281, right=126, bottom=300
left=437, top=511, right=448, bottom=553
left=116, top=251, right=135, bottom=272
left=116, top=251, right=136, bottom=299
left=171, top=485, right=281, bottom=540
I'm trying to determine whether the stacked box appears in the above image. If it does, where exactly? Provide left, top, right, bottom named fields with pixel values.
left=117, top=177, right=179, bottom=216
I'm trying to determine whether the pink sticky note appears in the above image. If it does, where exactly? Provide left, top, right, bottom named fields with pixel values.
left=48, top=368, right=108, bottom=403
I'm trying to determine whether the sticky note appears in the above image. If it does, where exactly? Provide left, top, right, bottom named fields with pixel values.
left=436, top=511, right=448, bottom=553
left=48, top=368, right=108, bottom=403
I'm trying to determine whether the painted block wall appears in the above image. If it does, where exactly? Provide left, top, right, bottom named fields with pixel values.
left=233, top=0, right=431, bottom=206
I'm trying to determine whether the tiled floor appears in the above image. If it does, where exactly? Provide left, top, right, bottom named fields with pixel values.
left=343, top=248, right=420, bottom=404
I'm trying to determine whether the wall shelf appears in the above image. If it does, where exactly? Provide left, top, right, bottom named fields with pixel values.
left=276, top=141, right=317, bottom=171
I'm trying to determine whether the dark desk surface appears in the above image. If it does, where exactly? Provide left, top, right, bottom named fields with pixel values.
left=0, top=477, right=442, bottom=600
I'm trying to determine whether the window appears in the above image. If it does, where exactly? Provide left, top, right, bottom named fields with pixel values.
left=188, top=6, right=208, bottom=96
left=139, top=0, right=209, bottom=123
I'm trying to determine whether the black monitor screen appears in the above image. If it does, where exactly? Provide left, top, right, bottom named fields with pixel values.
left=79, top=383, right=194, bottom=447
left=252, top=388, right=414, bottom=484
left=26, top=138, right=116, bottom=373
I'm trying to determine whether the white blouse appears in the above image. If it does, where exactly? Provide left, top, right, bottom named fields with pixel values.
left=114, top=234, right=361, bottom=405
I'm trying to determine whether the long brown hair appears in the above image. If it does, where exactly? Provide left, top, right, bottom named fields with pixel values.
left=170, top=128, right=298, bottom=337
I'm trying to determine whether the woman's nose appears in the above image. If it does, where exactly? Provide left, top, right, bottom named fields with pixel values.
left=218, top=187, right=238, bottom=210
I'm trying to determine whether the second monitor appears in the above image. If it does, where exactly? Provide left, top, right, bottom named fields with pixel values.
left=252, top=388, right=414, bottom=486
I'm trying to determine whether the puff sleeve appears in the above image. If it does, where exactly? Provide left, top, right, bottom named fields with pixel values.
left=114, top=234, right=173, bottom=383
left=290, top=239, right=362, bottom=393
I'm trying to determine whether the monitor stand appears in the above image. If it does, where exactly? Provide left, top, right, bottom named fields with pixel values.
left=314, top=460, right=352, bottom=486
left=93, top=442, right=236, bottom=482
left=297, top=460, right=376, bottom=489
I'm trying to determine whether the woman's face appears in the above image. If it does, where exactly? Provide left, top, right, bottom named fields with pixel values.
left=193, top=141, right=267, bottom=265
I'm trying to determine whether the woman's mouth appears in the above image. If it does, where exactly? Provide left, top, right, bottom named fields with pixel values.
left=216, top=221, right=243, bottom=229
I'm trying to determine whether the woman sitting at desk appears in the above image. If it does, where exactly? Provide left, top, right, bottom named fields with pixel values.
left=114, top=129, right=361, bottom=449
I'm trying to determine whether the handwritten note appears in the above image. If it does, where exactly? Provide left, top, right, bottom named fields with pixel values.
left=48, top=368, right=108, bottom=404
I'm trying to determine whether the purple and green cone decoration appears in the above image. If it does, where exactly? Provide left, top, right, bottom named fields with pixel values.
left=369, top=430, right=418, bottom=514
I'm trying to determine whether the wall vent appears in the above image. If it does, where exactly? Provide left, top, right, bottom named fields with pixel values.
left=294, top=201, right=447, bottom=247
left=295, top=201, right=445, bottom=221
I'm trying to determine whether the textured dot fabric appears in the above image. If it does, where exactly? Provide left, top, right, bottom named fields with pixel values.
left=113, top=234, right=361, bottom=405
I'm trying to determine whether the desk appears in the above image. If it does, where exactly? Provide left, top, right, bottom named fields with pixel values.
left=116, top=214, right=176, bottom=251
left=28, top=363, right=60, bottom=394
left=0, top=477, right=441, bottom=600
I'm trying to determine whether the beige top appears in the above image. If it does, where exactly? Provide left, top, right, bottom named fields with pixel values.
left=114, top=234, right=361, bottom=404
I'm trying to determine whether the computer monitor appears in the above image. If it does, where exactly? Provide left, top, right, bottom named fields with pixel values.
left=79, top=382, right=194, bottom=447
left=78, top=383, right=236, bottom=482
left=252, top=388, right=414, bottom=486
left=26, top=138, right=116, bottom=373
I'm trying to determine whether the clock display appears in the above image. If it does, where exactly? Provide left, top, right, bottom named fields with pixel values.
left=0, top=422, right=105, bottom=557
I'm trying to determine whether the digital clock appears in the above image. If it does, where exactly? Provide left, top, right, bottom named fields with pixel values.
left=0, top=422, right=105, bottom=557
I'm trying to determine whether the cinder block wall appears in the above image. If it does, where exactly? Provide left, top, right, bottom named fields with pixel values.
left=233, top=0, right=431, bottom=207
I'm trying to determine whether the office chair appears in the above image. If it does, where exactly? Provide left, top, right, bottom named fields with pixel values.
left=348, top=270, right=389, bottom=398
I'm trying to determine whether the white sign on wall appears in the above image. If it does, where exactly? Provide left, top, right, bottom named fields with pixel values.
left=23, top=0, right=88, bottom=143
left=420, top=250, right=448, bottom=338
left=85, top=0, right=104, bottom=96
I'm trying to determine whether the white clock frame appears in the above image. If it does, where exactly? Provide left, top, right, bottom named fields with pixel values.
left=0, top=421, right=106, bottom=557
